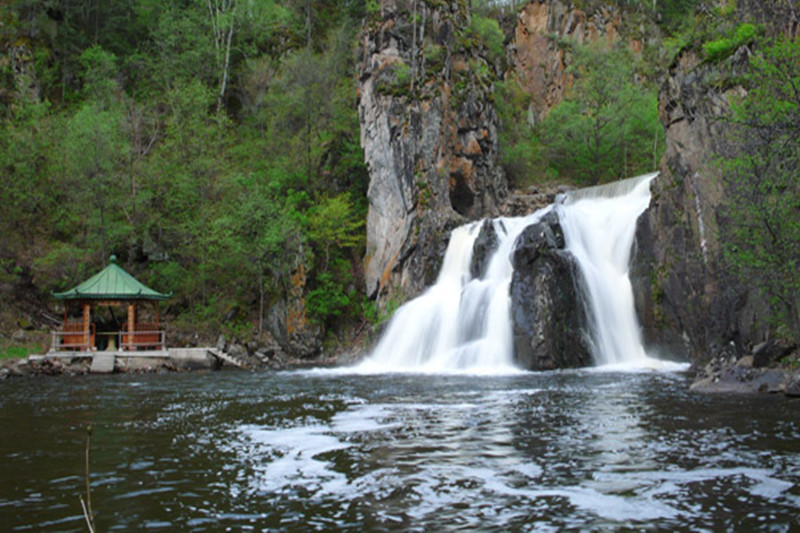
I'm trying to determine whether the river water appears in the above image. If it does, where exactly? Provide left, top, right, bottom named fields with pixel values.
left=1, top=369, right=798, bottom=532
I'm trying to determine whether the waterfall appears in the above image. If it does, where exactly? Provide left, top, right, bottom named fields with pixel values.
left=559, top=172, right=657, bottom=367
left=356, top=172, right=662, bottom=373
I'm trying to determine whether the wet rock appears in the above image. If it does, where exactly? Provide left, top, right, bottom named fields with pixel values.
left=510, top=211, right=592, bottom=370
left=785, top=372, right=800, bottom=397
left=691, top=363, right=790, bottom=394
left=228, top=343, right=246, bottom=360
left=752, top=339, right=795, bottom=368
left=470, top=220, right=499, bottom=280
left=216, top=334, right=227, bottom=352
left=286, top=329, right=322, bottom=360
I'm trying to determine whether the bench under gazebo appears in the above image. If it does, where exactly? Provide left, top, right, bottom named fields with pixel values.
left=50, top=255, right=170, bottom=353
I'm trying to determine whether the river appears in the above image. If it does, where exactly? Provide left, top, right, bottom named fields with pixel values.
left=1, top=369, right=798, bottom=531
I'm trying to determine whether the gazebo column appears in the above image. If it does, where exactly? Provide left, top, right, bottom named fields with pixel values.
left=82, top=303, right=91, bottom=350
left=128, top=302, right=136, bottom=351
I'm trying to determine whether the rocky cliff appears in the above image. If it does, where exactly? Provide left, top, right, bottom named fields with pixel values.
left=511, top=0, right=624, bottom=124
left=631, top=1, right=799, bottom=365
left=358, top=0, right=508, bottom=303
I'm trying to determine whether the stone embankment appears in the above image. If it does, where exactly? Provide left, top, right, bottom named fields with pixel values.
left=0, top=335, right=295, bottom=380
left=690, top=340, right=800, bottom=397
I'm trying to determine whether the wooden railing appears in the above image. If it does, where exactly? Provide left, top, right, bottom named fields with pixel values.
left=50, top=323, right=165, bottom=352
left=121, top=327, right=166, bottom=351
left=51, top=323, right=95, bottom=352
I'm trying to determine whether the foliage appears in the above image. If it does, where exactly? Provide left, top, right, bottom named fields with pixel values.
left=469, top=15, right=505, bottom=64
left=703, top=23, right=760, bottom=62
left=0, top=0, right=368, bottom=345
left=0, top=343, right=45, bottom=359
left=494, top=76, right=550, bottom=188
left=654, top=0, right=701, bottom=34
left=542, top=42, right=662, bottom=185
left=720, top=36, right=800, bottom=344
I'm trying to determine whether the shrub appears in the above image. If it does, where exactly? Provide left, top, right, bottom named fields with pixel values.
left=703, top=23, right=759, bottom=62
left=469, top=15, right=505, bottom=63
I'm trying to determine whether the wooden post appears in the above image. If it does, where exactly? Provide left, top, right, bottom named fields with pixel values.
left=128, top=302, right=136, bottom=351
left=82, top=303, right=91, bottom=351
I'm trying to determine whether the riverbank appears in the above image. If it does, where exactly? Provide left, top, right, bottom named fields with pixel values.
left=4, top=337, right=799, bottom=400
left=0, top=339, right=366, bottom=380
left=689, top=340, right=800, bottom=397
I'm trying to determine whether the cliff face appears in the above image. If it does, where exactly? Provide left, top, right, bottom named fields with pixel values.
left=631, top=2, right=799, bottom=363
left=357, top=0, right=795, bottom=367
left=512, top=0, right=623, bottom=123
left=631, top=48, right=747, bottom=362
left=358, top=0, right=507, bottom=302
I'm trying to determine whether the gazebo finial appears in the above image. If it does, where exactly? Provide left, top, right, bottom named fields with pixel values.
left=110, top=254, right=118, bottom=264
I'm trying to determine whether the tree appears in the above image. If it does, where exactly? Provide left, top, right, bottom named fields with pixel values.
left=543, top=42, right=662, bottom=185
left=720, top=36, right=800, bottom=344
left=63, top=46, right=130, bottom=262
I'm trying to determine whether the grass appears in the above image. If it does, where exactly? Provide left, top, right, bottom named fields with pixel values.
left=0, top=341, right=45, bottom=359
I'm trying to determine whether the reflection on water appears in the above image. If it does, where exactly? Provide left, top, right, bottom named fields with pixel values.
left=1, top=370, right=799, bottom=531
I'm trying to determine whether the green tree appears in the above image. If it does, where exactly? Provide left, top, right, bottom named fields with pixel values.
left=721, top=36, right=800, bottom=344
left=63, top=46, right=130, bottom=262
left=543, top=42, right=662, bottom=185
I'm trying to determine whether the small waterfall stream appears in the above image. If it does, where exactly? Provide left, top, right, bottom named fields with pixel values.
left=357, top=172, right=663, bottom=372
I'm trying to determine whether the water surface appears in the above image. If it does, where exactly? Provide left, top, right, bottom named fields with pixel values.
left=1, top=370, right=798, bottom=531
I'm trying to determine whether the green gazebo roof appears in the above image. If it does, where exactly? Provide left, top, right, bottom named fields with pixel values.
left=53, top=255, right=170, bottom=301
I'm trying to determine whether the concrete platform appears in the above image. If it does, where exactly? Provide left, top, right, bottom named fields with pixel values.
left=90, top=353, right=116, bottom=374
left=40, top=347, right=221, bottom=372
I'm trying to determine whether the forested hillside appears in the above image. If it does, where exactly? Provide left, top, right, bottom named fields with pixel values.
left=1, top=1, right=371, bottom=351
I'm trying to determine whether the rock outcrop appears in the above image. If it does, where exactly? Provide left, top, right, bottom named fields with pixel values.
left=631, top=3, right=799, bottom=366
left=511, top=0, right=625, bottom=124
left=358, top=0, right=508, bottom=303
left=510, top=211, right=591, bottom=370
left=470, top=219, right=500, bottom=279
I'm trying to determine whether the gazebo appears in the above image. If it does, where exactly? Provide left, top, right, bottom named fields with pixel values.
left=51, top=255, right=170, bottom=353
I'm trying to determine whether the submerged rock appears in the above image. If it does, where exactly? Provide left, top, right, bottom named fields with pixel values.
left=690, top=365, right=789, bottom=395
left=510, top=211, right=591, bottom=370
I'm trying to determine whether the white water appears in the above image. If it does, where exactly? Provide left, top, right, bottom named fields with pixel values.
left=357, top=172, right=672, bottom=373
left=560, top=172, right=662, bottom=368
left=357, top=212, right=549, bottom=374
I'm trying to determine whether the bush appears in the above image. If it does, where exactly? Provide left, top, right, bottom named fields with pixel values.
left=703, top=23, right=759, bottom=62
left=470, top=15, right=505, bottom=63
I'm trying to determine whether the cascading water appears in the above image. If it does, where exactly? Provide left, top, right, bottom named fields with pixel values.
left=356, top=172, right=662, bottom=372
left=356, top=212, right=548, bottom=373
left=559, top=172, right=658, bottom=367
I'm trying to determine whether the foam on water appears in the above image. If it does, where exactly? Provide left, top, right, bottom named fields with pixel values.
left=219, top=384, right=799, bottom=528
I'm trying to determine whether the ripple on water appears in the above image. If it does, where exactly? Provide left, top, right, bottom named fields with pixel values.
left=1, top=371, right=798, bottom=531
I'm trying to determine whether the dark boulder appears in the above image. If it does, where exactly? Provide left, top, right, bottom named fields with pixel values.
left=785, top=372, right=800, bottom=397
left=470, top=219, right=500, bottom=280
left=752, top=339, right=795, bottom=368
left=510, top=211, right=592, bottom=370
